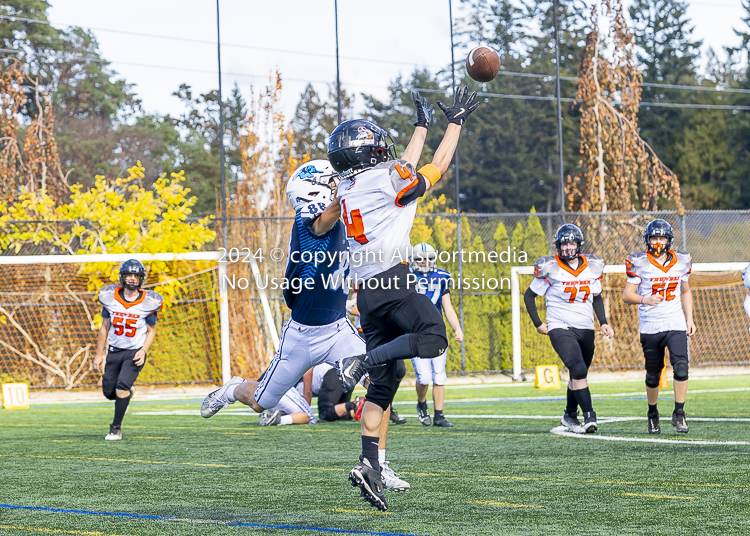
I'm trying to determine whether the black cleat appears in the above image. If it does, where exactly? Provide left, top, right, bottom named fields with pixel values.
left=671, top=409, right=689, bottom=433
left=389, top=406, right=406, bottom=425
left=349, top=457, right=387, bottom=511
left=648, top=413, right=661, bottom=435
left=335, top=355, right=367, bottom=393
left=433, top=414, right=454, bottom=427
left=582, top=411, right=598, bottom=433
left=417, top=403, right=431, bottom=426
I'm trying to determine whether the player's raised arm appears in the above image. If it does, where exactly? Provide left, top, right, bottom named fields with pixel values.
left=400, top=91, right=432, bottom=167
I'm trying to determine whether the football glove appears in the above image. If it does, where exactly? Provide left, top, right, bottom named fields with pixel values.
left=412, top=91, right=434, bottom=129
left=437, top=85, right=480, bottom=125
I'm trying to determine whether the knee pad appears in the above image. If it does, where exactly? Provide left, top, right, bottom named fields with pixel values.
left=318, top=407, right=337, bottom=422
left=102, top=387, right=116, bottom=401
left=567, top=361, right=588, bottom=381
left=673, top=360, right=689, bottom=382
left=410, top=331, right=448, bottom=359
left=645, top=371, right=661, bottom=389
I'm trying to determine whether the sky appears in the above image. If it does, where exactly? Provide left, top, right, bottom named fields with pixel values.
left=44, top=0, right=747, bottom=122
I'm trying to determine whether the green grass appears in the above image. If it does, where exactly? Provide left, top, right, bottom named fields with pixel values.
left=2, top=376, right=750, bottom=536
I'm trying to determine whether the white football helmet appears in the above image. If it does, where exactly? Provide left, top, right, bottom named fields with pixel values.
left=285, top=160, right=339, bottom=211
left=411, top=243, right=437, bottom=274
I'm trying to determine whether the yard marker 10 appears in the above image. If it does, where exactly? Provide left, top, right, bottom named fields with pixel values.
left=2, top=382, right=30, bottom=410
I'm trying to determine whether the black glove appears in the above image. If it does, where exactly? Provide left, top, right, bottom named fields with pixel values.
left=437, top=86, right=480, bottom=125
left=412, top=91, right=434, bottom=129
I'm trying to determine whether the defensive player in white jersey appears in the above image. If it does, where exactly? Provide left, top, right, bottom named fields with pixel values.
left=257, top=381, right=317, bottom=427
left=524, top=225, right=613, bottom=433
left=200, top=160, right=365, bottom=419
left=623, top=219, right=695, bottom=434
left=94, top=260, right=163, bottom=441
left=326, top=87, right=480, bottom=510
left=410, top=243, right=464, bottom=428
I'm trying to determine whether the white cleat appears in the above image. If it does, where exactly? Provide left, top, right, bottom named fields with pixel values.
left=105, top=425, right=122, bottom=441
left=561, top=412, right=585, bottom=434
left=200, top=376, right=245, bottom=418
left=258, top=409, right=282, bottom=426
left=380, top=461, right=410, bottom=492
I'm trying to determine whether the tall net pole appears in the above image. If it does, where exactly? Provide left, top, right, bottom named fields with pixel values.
left=553, top=0, right=566, bottom=219
left=335, top=0, right=342, bottom=124
left=216, top=0, right=228, bottom=249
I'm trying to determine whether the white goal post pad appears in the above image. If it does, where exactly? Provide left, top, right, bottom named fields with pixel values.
left=0, top=252, right=282, bottom=384
left=511, top=262, right=749, bottom=381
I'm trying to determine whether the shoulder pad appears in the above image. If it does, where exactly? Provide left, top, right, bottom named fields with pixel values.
left=533, top=256, right=557, bottom=280
left=435, top=269, right=452, bottom=279
left=625, top=251, right=649, bottom=277
left=143, top=290, right=164, bottom=312
left=673, top=250, right=692, bottom=264
left=583, top=254, right=605, bottom=278
left=98, top=284, right=119, bottom=307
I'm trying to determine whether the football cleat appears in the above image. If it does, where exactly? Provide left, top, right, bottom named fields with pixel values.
left=417, top=403, right=431, bottom=426
left=349, top=457, right=387, bottom=511
left=354, top=396, right=367, bottom=421
left=335, top=355, right=367, bottom=393
left=105, top=424, right=122, bottom=441
left=433, top=414, right=454, bottom=427
left=582, top=411, right=597, bottom=433
left=389, top=406, right=406, bottom=425
left=259, top=409, right=282, bottom=427
left=648, top=413, right=661, bottom=435
left=200, top=376, right=245, bottom=418
left=671, top=409, right=689, bottom=433
left=380, top=461, right=410, bottom=492
left=561, top=411, right=585, bottom=434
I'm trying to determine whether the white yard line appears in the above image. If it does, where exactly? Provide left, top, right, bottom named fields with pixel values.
left=550, top=426, right=750, bottom=446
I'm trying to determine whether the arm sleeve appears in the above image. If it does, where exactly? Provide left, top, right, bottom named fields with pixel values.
left=592, top=294, right=608, bottom=325
left=524, top=287, right=544, bottom=328
left=145, top=312, right=158, bottom=326
left=101, top=307, right=111, bottom=318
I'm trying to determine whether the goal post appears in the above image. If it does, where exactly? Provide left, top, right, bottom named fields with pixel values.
left=0, top=252, right=280, bottom=388
left=511, top=262, right=750, bottom=381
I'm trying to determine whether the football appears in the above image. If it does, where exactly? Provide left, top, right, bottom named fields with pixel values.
left=465, top=46, right=500, bottom=83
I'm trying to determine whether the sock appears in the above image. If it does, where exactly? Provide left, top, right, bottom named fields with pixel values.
left=366, top=335, right=414, bottom=366
left=226, top=384, right=240, bottom=403
left=572, top=387, right=593, bottom=414
left=112, top=395, right=131, bottom=427
left=675, top=401, right=685, bottom=413
left=345, top=401, right=356, bottom=413
left=434, top=409, right=444, bottom=417
left=566, top=387, right=578, bottom=415
left=648, top=403, right=658, bottom=417
left=417, top=400, right=428, bottom=411
left=279, top=415, right=293, bottom=426
left=361, top=435, right=380, bottom=472
left=378, top=449, right=386, bottom=466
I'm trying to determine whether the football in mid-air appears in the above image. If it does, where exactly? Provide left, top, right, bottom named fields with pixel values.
left=466, top=46, right=500, bottom=83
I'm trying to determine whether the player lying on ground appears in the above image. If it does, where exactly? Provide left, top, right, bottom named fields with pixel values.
left=326, top=87, right=480, bottom=511
left=200, top=160, right=408, bottom=492
left=622, top=219, right=695, bottom=435
left=410, top=243, right=464, bottom=428
left=525, top=225, right=613, bottom=433
left=257, top=379, right=317, bottom=427
left=94, top=260, right=163, bottom=441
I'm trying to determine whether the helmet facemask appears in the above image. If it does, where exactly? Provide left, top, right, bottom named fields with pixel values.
left=647, top=236, right=671, bottom=257
left=120, top=273, right=143, bottom=291
left=557, top=240, right=580, bottom=261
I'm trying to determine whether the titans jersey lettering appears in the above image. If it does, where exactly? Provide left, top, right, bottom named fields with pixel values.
left=411, top=268, right=451, bottom=313
left=98, top=286, right=163, bottom=349
left=284, top=201, right=350, bottom=326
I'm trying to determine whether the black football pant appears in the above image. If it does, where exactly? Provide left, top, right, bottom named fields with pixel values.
left=317, top=368, right=353, bottom=421
left=548, top=328, right=596, bottom=380
left=102, top=347, right=145, bottom=400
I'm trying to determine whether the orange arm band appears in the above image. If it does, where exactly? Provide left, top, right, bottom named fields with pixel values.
left=417, top=164, right=441, bottom=187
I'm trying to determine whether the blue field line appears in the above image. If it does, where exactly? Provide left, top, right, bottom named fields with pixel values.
left=0, top=504, right=429, bottom=536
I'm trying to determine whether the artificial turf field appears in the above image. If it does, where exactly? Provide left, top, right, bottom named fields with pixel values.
left=2, top=375, right=750, bottom=536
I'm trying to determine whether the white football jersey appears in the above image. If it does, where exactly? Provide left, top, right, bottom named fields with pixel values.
left=337, top=159, right=422, bottom=280
left=98, top=285, right=163, bottom=349
left=529, top=254, right=605, bottom=330
left=742, top=261, right=750, bottom=289
left=625, top=250, right=692, bottom=334
left=311, top=363, right=333, bottom=396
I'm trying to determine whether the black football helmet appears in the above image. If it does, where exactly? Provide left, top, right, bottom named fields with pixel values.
left=119, top=259, right=146, bottom=290
left=554, top=224, right=584, bottom=261
left=327, top=119, right=396, bottom=179
left=643, top=219, right=674, bottom=256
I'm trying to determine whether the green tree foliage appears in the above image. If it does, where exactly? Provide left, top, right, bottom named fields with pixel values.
left=291, top=83, right=353, bottom=161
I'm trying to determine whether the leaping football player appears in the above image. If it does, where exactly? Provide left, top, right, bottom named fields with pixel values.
left=525, top=225, right=613, bottom=433
left=410, top=243, right=464, bottom=428
left=623, top=219, right=695, bottom=435
left=95, top=260, right=163, bottom=441
left=326, top=87, right=480, bottom=510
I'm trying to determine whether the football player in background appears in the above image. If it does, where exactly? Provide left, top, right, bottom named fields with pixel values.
left=524, top=225, right=613, bottom=433
left=327, top=87, right=480, bottom=510
left=257, top=381, right=317, bottom=427
left=95, top=260, right=163, bottom=441
left=410, top=243, right=464, bottom=428
left=623, top=219, right=695, bottom=434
